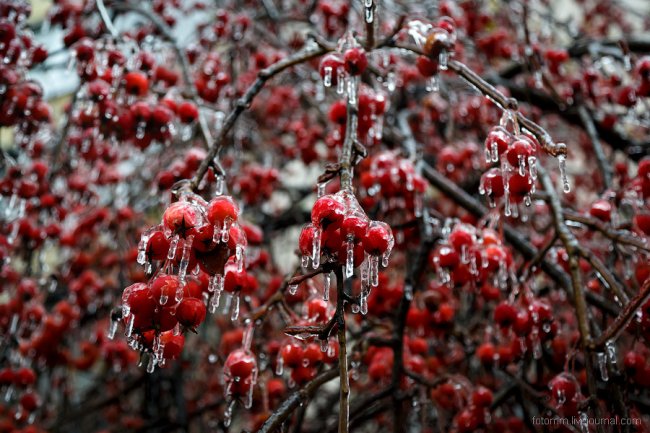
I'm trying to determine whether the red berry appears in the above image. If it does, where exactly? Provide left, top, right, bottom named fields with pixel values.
left=506, top=137, right=535, bottom=168
left=207, top=196, right=239, bottom=225
left=224, top=349, right=256, bottom=380
left=161, top=332, right=185, bottom=359
left=163, top=201, right=201, bottom=236
left=123, top=71, right=149, bottom=96
left=319, top=53, right=345, bottom=85
left=280, top=342, right=303, bottom=368
left=343, top=48, right=368, bottom=76
left=494, top=302, right=517, bottom=328
left=448, top=225, right=475, bottom=252
left=178, top=101, right=199, bottom=123
left=484, top=126, right=511, bottom=158
left=472, top=386, right=494, bottom=407
left=176, top=297, right=207, bottom=328
left=589, top=199, right=612, bottom=222
left=363, top=221, right=393, bottom=256
left=416, top=56, right=438, bottom=77
left=311, top=195, right=345, bottom=229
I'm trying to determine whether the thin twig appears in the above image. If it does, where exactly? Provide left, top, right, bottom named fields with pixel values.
left=577, top=105, right=613, bottom=190
left=190, top=43, right=331, bottom=190
left=564, top=210, right=650, bottom=252
left=392, top=42, right=567, bottom=158
left=96, top=0, right=118, bottom=38
left=591, top=278, right=650, bottom=350
left=256, top=368, right=339, bottom=433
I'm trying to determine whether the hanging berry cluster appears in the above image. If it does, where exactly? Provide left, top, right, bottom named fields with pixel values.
left=479, top=111, right=568, bottom=217
left=116, top=191, right=247, bottom=370
left=297, top=190, right=394, bottom=312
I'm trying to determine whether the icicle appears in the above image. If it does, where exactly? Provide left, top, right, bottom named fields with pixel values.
left=213, top=222, right=222, bottom=243
left=361, top=255, right=370, bottom=289
left=146, top=355, right=156, bottom=373
left=382, top=245, right=392, bottom=267
left=597, top=352, right=609, bottom=381
left=221, top=219, right=231, bottom=243
left=360, top=291, right=368, bottom=314
left=235, top=245, right=245, bottom=272
left=345, top=238, right=355, bottom=278
left=108, top=319, right=118, bottom=339
left=518, top=155, right=526, bottom=176
left=558, top=154, right=570, bottom=193
left=524, top=194, right=532, bottom=207
left=317, top=182, right=326, bottom=197
left=336, top=68, right=346, bottom=95
left=320, top=339, right=329, bottom=352
left=178, top=236, right=193, bottom=282
left=288, top=284, right=298, bottom=295
left=439, top=50, right=448, bottom=71
left=347, top=76, right=358, bottom=106
left=370, top=255, right=379, bottom=287
left=323, top=66, right=332, bottom=87
left=223, top=400, right=235, bottom=427
left=311, top=227, right=322, bottom=269
left=528, top=156, right=537, bottom=179
left=301, top=255, right=309, bottom=269
left=209, top=288, right=222, bottom=313
left=365, top=4, right=374, bottom=23
left=160, top=292, right=169, bottom=305
left=504, top=190, right=511, bottom=217
left=606, top=340, right=617, bottom=367
left=137, top=233, right=150, bottom=264
left=125, top=315, right=135, bottom=337
left=245, top=382, right=254, bottom=409
left=511, top=202, right=519, bottom=218
left=323, top=273, right=331, bottom=299
left=230, top=293, right=240, bottom=321
left=175, top=284, right=184, bottom=303
left=168, top=234, right=180, bottom=260
left=351, top=303, right=360, bottom=313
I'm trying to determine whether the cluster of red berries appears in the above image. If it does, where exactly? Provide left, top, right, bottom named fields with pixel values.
left=298, top=190, right=394, bottom=307
left=357, top=151, right=427, bottom=219
left=0, top=367, right=39, bottom=423
left=68, top=37, right=213, bottom=150
left=118, top=191, right=248, bottom=369
left=479, top=115, right=549, bottom=216
left=192, top=52, right=231, bottom=104
left=156, top=148, right=213, bottom=191
left=430, top=223, right=513, bottom=289
left=326, top=87, right=387, bottom=146
left=0, top=1, right=49, bottom=142
left=276, top=339, right=338, bottom=387
left=232, top=164, right=280, bottom=206
left=315, top=0, right=350, bottom=38
left=319, top=46, right=368, bottom=88
left=624, top=347, right=650, bottom=387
